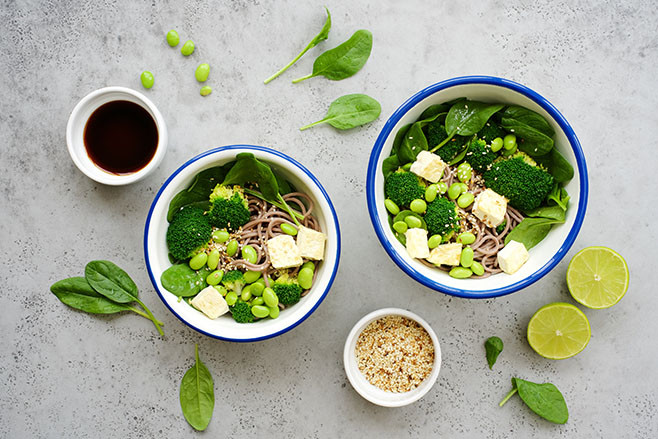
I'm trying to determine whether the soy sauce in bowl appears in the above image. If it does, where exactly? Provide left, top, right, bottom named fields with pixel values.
left=84, top=100, right=158, bottom=175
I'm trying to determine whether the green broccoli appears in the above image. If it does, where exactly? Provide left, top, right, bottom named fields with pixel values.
left=229, top=300, right=254, bottom=323
left=221, top=269, right=246, bottom=294
left=495, top=220, right=507, bottom=235
left=477, top=121, right=506, bottom=142
left=424, top=197, right=460, bottom=239
left=483, top=152, right=555, bottom=211
left=166, top=206, right=212, bottom=261
left=207, top=184, right=251, bottom=231
left=384, top=170, right=425, bottom=208
left=465, top=139, right=497, bottom=173
left=424, top=119, right=469, bottom=162
left=424, top=118, right=448, bottom=148
left=272, top=273, right=302, bottom=306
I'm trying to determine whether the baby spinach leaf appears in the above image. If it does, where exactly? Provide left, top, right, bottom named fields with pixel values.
left=534, top=148, right=574, bottom=183
left=292, top=29, right=373, bottom=83
left=501, top=106, right=554, bottom=137
left=161, top=264, right=209, bottom=297
left=167, top=163, right=235, bottom=221
left=445, top=100, right=505, bottom=137
left=391, top=123, right=412, bottom=158
left=382, top=154, right=401, bottom=178
left=500, top=378, right=569, bottom=424
left=505, top=217, right=564, bottom=250
left=51, top=277, right=132, bottom=314
left=524, top=205, right=566, bottom=221
left=398, top=122, right=429, bottom=164
left=485, top=336, right=504, bottom=369
left=223, top=153, right=279, bottom=202
left=300, top=94, right=381, bottom=131
left=419, top=103, right=451, bottom=121
left=264, top=7, right=331, bottom=84
left=180, top=344, right=215, bottom=431
left=501, top=107, right=554, bottom=157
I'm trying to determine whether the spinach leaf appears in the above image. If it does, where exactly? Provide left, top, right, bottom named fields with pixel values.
left=292, top=29, right=372, bottom=83
left=391, top=123, right=412, bottom=158
left=300, top=94, right=381, bottom=131
left=382, top=154, right=401, bottom=178
left=418, top=104, right=451, bottom=121
left=180, top=344, right=215, bottom=431
left=534, top=148, right=574, bottom=183
left=504, top=217, right=564, bottom=250
left=223, top=153, right=280, bottom=201
left=546, top=184, right=570, bottom=211
left=524, top=205, right=566, bottom=221
left=397, top=112, right=444, bottom=163
left=161, top=264, right=209, bottom=297
left=484, top=336, right=503, bottom=369
left=264, top=7, right=331, bottom=84
left=445, top=100, right=505, bottom=137
left=51, top=277, right=132, bottom=314
left=167, top=163, right=234, bottom=221
left=501, top=106, right=554, bottom=157
left=501, top=106, right=554, bottom=136
left=500, top=378, right=569, bottom=424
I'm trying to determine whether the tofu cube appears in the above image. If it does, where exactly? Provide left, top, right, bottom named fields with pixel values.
left=473, top=188, right=507, bottom=228
left=266, top=235, right=303, bottom=269
left=296, top=226, right=326, bottom=260
left=191, top=286, right=229, bottom=320
left=405, top=228, right=430, bottom=259
left=497, top=240, right=529, bottom=274
left=427, top=243, right=462, bottom=266
left=409, top=150, right=446, bottom=183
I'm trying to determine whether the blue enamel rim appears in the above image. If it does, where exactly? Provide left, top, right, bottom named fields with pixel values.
left=144, top=145, right=341, bottom=342
left=366, top=76, right=588, bottom=299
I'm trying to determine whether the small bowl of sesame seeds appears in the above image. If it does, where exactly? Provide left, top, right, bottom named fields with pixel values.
left=343, top=308, right=441, bottom=407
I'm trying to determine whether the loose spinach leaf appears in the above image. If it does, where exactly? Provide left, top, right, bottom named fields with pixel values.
left=501, top=106, right=554, bottom=157
left=223, top=153, right=279, bottom=201
left=445, top=100, right=505, bottom=137
left=534, top=148, right=574, bottom=183
left=546, top=184, right=570, bottom=211
left=510, top=378, right=569, bottom=424
left=161, top=264, right=209, bottom=297
left=51, top=277, right=132, bottom=314
left=180, top=344, right=215, bottom=431
left=501, top=106, right=554, bottom=137
left=292, top=29, right=373, bottom=83
left=484, top=336, right=504, bottom=369
left=264, top=7, right=331, bottom=84
left=167, top=163, right=235, bottom=221
left=382, top=154, right=401, bottom=178
left=505, top=217, right=564, bottom=249
left=300, top=94, right=381, bottom=131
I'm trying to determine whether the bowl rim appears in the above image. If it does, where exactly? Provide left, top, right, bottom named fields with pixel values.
left=144, top=144, right=341, bottom=342
left=366, top=75, right=589, bottom=299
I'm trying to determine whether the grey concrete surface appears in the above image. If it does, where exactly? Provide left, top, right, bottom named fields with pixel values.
left=1, top=0, right=657, bottom=437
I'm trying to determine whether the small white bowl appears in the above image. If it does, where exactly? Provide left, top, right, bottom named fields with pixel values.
left=343, top=308, right=441, bottom=407
left=66, top=86, right=168, bottom=185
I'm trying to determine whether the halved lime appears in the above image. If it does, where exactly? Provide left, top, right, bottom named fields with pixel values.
left=567, top=246, right=629, bottom=309
left=527, top=302, right=591, bottom=360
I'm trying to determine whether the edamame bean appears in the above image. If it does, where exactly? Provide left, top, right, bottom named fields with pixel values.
left=207, top=249, right=220, bottom=269
left=251, top=305, right=270, bottom=318
left=457, top=232, right=476, bottom=245
left=225, top=291, right=238, bottom=306
left=298, top=267, right=314, bottom=290
left=410, top=199, right=427, bottom=214
left=226, top=240, right=238, bottom=257
left=206, top=270, right=223, bottom=286
left=302, top=261, right=315, bottom=272
left=243, top=270, right=261, bottom=284
left=404, top=215, right=422, bottom=229
left=280, top=223, right=297, bottom=236
left=241, top=245, right=258, bottom=264
left=393, top=221, right=408, bottom=234
left=457, top=163, right=472, bottom=183
left=425, top=184, right=438, bottom=203
left=251, top=297, right=264, bottom=306
left=268, top=305, right=280, bottom=319
left=449, top=267, right=473, bottom=279
left=437, top=181, right=448, bottom=194
left=448, top=182, right=464, bottom=200
left=200, top=86, right=212, bottom=96
left=189, top=252, right=208, bottom=270
left=212, top=230, right=230, bottom=243
left=428, top=234, right=442, bottom=249
left=458, top=182, right=468, bottom=192
left=249, top=282, right=264, bottom=297
left=195, top=63, right=210, bottom=82
left=457, top=192, right=475, bottom=208
left=503, top=134, right=517, bottom=150
left=241, top=289, right=252, bottom=302
left=385, top=199, right=400, bottom=215
left=181, top=40, right=195, bottom=56
left=140, top=71, right=154, bottom=89
left=263, top=288, right=278, bottom=308
left=471, top=261, right=485, bottom=276
left=501, top=144, right=517, bottom=156
left=460, top=246, right=474, bottom=268
left=490, top=137, right=503, bottom=152
left=213, top=285, right=228, bottom=296
left=166, top=30, right=180, bottom=47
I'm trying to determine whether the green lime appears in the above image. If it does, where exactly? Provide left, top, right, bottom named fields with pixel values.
left=527, top=302, right=591, bottom=360
left=567, top=246, right=629, bottom=309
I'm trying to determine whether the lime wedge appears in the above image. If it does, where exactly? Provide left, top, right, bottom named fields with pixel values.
left=567, top=246, right=629, bottom=309
left=527, top=302, right=591, bottom=360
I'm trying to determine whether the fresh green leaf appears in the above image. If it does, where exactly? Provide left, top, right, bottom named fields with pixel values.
left=180, top=344, right=215, bottom=431
left=501, top=106, right=554, bottom=137
left=50, top=277, right=132, bottom=314
left=222, top=153, right=280, bottom=201
left=292, top=29, right=373, bottom=83
left=447, top=136, right=475, bottom=165
left=513, top=378, right=569, bottom=424
left=445, top=100, right=505, bottom=137
left=534, top=148, right=574, bottom=183
left=501, top=106, right=555, bottom=157
left=161, top=264, right=209, bottom=297
left=546, top=185, right=570, bottom=211
left=418, top=104, right=451, bottom=121
left=391, top=123, right=412, bottom=158
left=484, top=336, right=504, bottom=369
left=300, top=94, right=381, bottom=130
left=167, top=163, right=235, bottom=221
left=396, top=111, right=445, bottom=163
left=264, top=7, right=331, bottom=84
left=382, top=154, right=401, bottom=178
left=524, top=205, right=567, bottom=221
left=505, top=217, right=564, bottom=249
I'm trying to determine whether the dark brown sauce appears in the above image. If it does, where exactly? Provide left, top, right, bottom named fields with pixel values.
left=84, top=100, right=158, bottom=175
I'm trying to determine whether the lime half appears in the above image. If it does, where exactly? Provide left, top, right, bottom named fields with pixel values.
left=567, top=246, right=629, bottom=309
left=527, top=302, right=591, bottom=360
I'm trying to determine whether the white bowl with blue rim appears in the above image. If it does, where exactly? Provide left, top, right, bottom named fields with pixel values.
left=144, top=145, right=341, bottom=341
left=366, top=76, right=588, bottom=298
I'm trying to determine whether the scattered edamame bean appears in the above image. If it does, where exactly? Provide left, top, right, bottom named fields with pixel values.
left=393, top=221, right=408, bottom=234
left=449, top=266, right=473, bottom=279
left=458, top=182, right=468, bottom=192
left=181, top=40, right=195, bottom=56
left=428, top=234, right=442, bottom=249
left=457, top=162, right=472, bottom=183
left=189, top=252, right=208, bottom=270
left=298, top=267, right=314, bottom=290
left=225, top=291, right=238, bottom=306
left=251, top=297, right=264, bottom=306
left=251, top=305, right=270, bottom=318
left=166, top=30, right=180, bottom=47
left=448, top=182, right=464, bottom=200
left=213, top=285, right=228, bottom=296
left=250, top=282, right=264, bottom=297
left=460, top=246, right=474, bottom=268
left=302, top=261, right=315, bottom=272
left=206, top=270, right=223, bottom=286
left=280, top=223, right=297, bottom=236
left=207, top=249, right=220, bottom=270
left=410, top=199, right=427, bottom=214
left=502, top=144, right=517, bottom=156
left=503, top=134, right=517, bottom=150
left=437, top=181, right=448, bottom=194
left=268, top=305, right=280, bottom=319
left=263, top=288, right=278, bottom=308
left=471, top=261, right=485, bottom=276
left=243, top=270, right=261, bottom=284
left=425, top=184, right=438, bottom=203
left=404, top=215, right=422, bottom=229
left=195, top=63, right=210, bottom=82
left=200, top=86, right=212, bottom=97
left=241, top=245, right=258, bottom=264
left=140, top=71, right=154, bottom=89
left=457, top=232, right=476, bottom=245
left=385, top=199, right=400, bottom=215
left=457, top=192, right=475, bottom=208
left=212, top=230, right=230, bottom=243
left=226, top=239, right=238, bottom=257
left=241, top=289, right=252, bottom=302
left=490, top=137, right=503, bottom=152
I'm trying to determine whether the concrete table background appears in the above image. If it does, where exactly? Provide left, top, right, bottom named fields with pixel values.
left=1, top=0, right=657, bottom=437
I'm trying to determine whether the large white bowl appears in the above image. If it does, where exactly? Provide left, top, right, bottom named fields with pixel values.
left=144, top=145, right=341, bottom=341
left=366, top=76, right=588, bottom=298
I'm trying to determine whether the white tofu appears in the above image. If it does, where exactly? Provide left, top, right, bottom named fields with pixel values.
left=405, top=228, right=430, bottom=259
left=473, top=188, right=507, bottom=228
left=409, top=150, right=446, bottom=183
left=296, top=226, right=326, bottom=260
left=427, top=243, right=462, bottom=266
left=497, top=240, right=529, bottom=274
left=191, top=286, right=229, bottom=319
left=266, top=235, right=303, bottom=269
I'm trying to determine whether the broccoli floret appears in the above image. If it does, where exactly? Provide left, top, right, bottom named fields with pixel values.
left=483, top=154, right=555, bottom=211
left=465, top=139, right=497, bottom=173
left=273, top=273, right=302, bottom=306
left=229, top=300, right=254, bottom=323
left=221, top=269, right=246, bottom=294
left=424, top=118, right=448, bottom=148
left=424, top=198, right=460, bottom=238
left=384, top=170, right=425, bottom=207
left=437, top=136, right=469, bottom=163
left=207, top=184, right=251, bottom=232
left=477, top=122, right=506, bottom=142
left=495, top=220, right=507, bottom=235
left=424, top=120, right=469, bottom=162
left=166, top=206, right=212, bottom=261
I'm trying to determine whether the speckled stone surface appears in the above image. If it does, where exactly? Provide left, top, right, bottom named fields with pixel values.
left=1, top=1, right=657, bottom=437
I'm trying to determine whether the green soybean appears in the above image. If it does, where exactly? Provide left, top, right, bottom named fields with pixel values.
left=251, top=305, right=270, bottom=318
left=428, top=234, right=442, bottom=249
left=207, top=249, right=220, bottom=270
left=491, top=137, right=504, bottom=152
left=448, top=182, right=464, bottom=200
left=503, top=134, right=517, bottom=150
left=263, top=288, right=278, bottom=308
left=189, top=253, right=208, bottom=270
left=212, top=230, right=230, bottom=243
left=410, top=199, right=427, bottom=214
left=181, top=40, right=195, bottom=56
left=457, top=192, right=475, bottom=208
left=241, top=289, right=252, bottom=302
left=425, top=185, right=438, bottom=203
left=457, top=162, right=472, bottom=183
left=195, top=63, right=210, bottom=82
left=166, top=30, right=180, bottom=47
left=251, top=297, right=264, bottom=306
left=213, top=285, right=228, bottom=296
left=457, top=232, right=476, bottom=245
left=268, top=305, right=280, bottom=319
left=460, top=247, right=474, bottom=268
left=206, top=270, right=223, bottom=286
left=302, top=261, right=315, bottom=272
left=404, top=216, right=422, bottom=229
left=249, top=282, right=264, bottom=297
left=471, top=261, right=485, bottom=276
left=280, top=223, right=297, bottom=236
left=140, top=71, right=154, bottom=89
left=502, top=144, right=517, bottom=156
left=226, top=240, right=238, bottom=257
left=393, top=221, right=408, bottom=234
left=385, top=199, right=400, bottom=215
left=449, top=267, right=473, bottom=279
left=437, top=181, right=448, bottom=194
left=241, top=245, right=258, bottom=264
left=200, top=86, right=212, bottom=97
left=243, top=270, right=261, bottom=284
left=298, top=267, right=314, bottom=290
left=225, top=291, right=238, bottom=306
